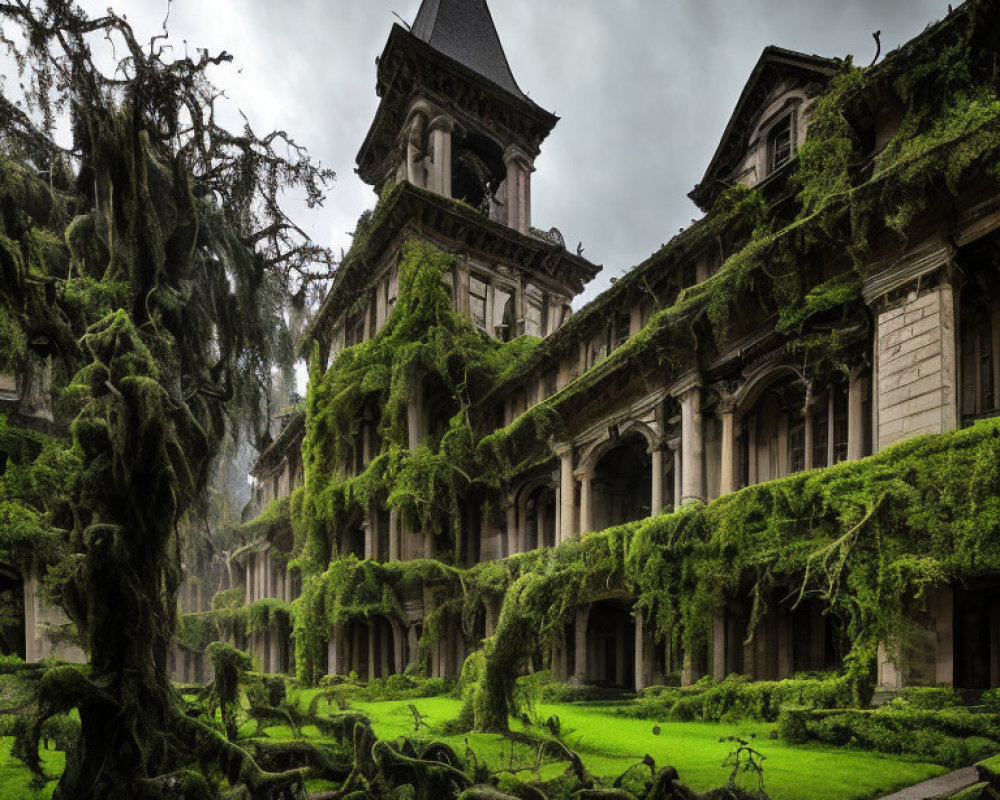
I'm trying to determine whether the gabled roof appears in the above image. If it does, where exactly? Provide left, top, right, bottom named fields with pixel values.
left=410, top=0, right=526, bottom=101
left=689, top=46, right=842, bottom=212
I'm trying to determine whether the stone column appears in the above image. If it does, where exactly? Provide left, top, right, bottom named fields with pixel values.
left=558, top=446, right=576, bottom=542
left=407, top=625, right=420, bottom=670
left=933, top=585, right=954, bottom=686
left=351, top=625, right=362, bottom=676
left=578, top=467, right=595, bottom=535
left=712, top=610, right=727, bottom=682
left=327, top=629, right=341, bottom=676
left=506, top=502, right=518, bottom=555
left=719, top=403, right=736, bottom=496
left=574, top=606, right=589, bottom=683
left=679, top=381, right=705, bottom=504
left=746, top=416, right=758, bottom=486
left=391, top=619, right=405, bottom=674
left=877, top=642, right=904, bottom=691
left=650, top=443, right=664, bottom=517
left=388, top=509, right=400, bottom=562
left=429, top=116, right=453, bottom=198
left=869, top=246, right=958, bottom=452
left=847, top=366, right=866, bottom=461
left=363, top=516, right=374, bottom=561
left=504, top=146, right=532, bottom=234
left=245, top=560, right=252, bottom=604
left=367, top=622, right=377, bottom=682
left=380, top=622, right=391, bottom=678
left=668, top=439, right=681, bottom=511
left=634, top=608, right=646, bottom=692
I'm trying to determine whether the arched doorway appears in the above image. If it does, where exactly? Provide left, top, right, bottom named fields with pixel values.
left=591, top=433, right=652, bottom=530
left=524, top=485, right=556, bottom=550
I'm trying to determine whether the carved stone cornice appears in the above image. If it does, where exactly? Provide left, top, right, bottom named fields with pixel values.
left=307, top=183, right=599, bottom=347
left=862, top=237, right=955, bottom=305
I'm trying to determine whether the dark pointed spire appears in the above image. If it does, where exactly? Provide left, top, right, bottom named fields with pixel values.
left=410, top=0, right=527, bottom=100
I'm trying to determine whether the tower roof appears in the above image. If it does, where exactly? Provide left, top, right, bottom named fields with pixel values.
left=410, top=0, right=527, bottom=101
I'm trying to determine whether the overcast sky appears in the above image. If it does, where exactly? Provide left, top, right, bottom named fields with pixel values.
left=73, top=0, right=951, bottom=307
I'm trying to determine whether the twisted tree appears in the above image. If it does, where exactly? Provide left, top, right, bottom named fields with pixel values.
left=0, top=1, right=335, bottom=796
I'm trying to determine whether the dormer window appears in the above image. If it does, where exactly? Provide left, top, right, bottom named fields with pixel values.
left=769, top=115, right=794, bottom=173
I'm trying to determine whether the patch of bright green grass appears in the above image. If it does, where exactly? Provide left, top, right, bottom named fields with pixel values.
left=0, top=737, right=62, bottom=800
left=336, top=697, right=949, bottom=800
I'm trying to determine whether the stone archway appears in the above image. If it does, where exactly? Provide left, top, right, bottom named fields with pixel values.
left=589, top=432, right=652, bottom=531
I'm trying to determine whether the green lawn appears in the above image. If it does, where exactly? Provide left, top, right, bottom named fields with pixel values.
left=0, top=738, right=61, bottom=800
left=333, top=696, right=948, bottom=800
left=0, top=694, right=953, bottom=800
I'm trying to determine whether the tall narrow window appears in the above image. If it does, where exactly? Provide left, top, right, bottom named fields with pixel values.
left=789, top=424, right=805, bottom=474
left=470, top=276, right=488, bottom=330
left=769, top=116, right=793, bottom=173
left=493, top=286, right=513, bottom=340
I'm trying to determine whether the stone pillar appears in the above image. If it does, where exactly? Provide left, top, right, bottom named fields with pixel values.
left=558, top=447, right=576, bottom=542
left=367, top=622, right=377, bottom=682
left=574, top=606, right=589, bottom=683
left=933, top=585, right=954, bottom=686
left=650, top=443, right=663, bottom=516
left=380, top=622, right=391, bottom=678
left=668, top=439, right=682, bottom=511
left=269, top=627, right=282, bottom=675
left=363, top=517, right=374, bottom=561
left=679, top=381, right=704, bottom=504
left=407, top=625, right=420, bottom=670
left=429, top=116, right=453, bottom=198
left=506, top=503, right=518, bottom=555
left=847, top=366, right=866, bottom=461
left=578, top=468, right=595, bottom=535
left=245, top=561, right=252, bottom=604
left=388, top=509, right=400, bottom=562
left=719, top=404, right=736, bottom=496
left=869, top=246, right=958, bottom=452
left=504, top=146, right=532, bottom=234
left=327, top=629, right=341, bottom=676
left=407, top=392, right=423, bottom=451
left=877, top=643, right=904, bottom=691
left=712, top=610, right=727, bottom=682
left=634, top=608, right=646, bottom=692
left=391, top=619, right=405, bottom=674
left=746, top=416, right=758, bottom=486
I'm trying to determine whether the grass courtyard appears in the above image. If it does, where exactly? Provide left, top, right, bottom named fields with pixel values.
left=0, top=690, right=970, bottom=800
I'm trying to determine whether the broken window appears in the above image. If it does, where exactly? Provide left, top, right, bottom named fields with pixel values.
left=769, top=115, right=793, bottom=173
left=470, top=275, right=488, bottom=330
left=493, top=285, right=513, bottom=340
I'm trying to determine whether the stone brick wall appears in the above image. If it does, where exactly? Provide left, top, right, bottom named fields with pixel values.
left=875, top=284, right=958, bottom=451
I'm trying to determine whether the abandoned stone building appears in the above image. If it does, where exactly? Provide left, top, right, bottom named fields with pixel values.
left=0, top=0, right=977, bottom=691
left=185, top=0, right=1000, bottom=696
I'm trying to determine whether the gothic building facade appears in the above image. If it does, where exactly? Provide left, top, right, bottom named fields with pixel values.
left=184, top=0, right=1000, bottom=693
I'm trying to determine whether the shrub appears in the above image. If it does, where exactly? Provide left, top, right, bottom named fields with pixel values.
left=884, top=686, right=964, bottom=711
left=780, top=707, right=1000, bottom=766
left=629, top=675, right=854, bottom=722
